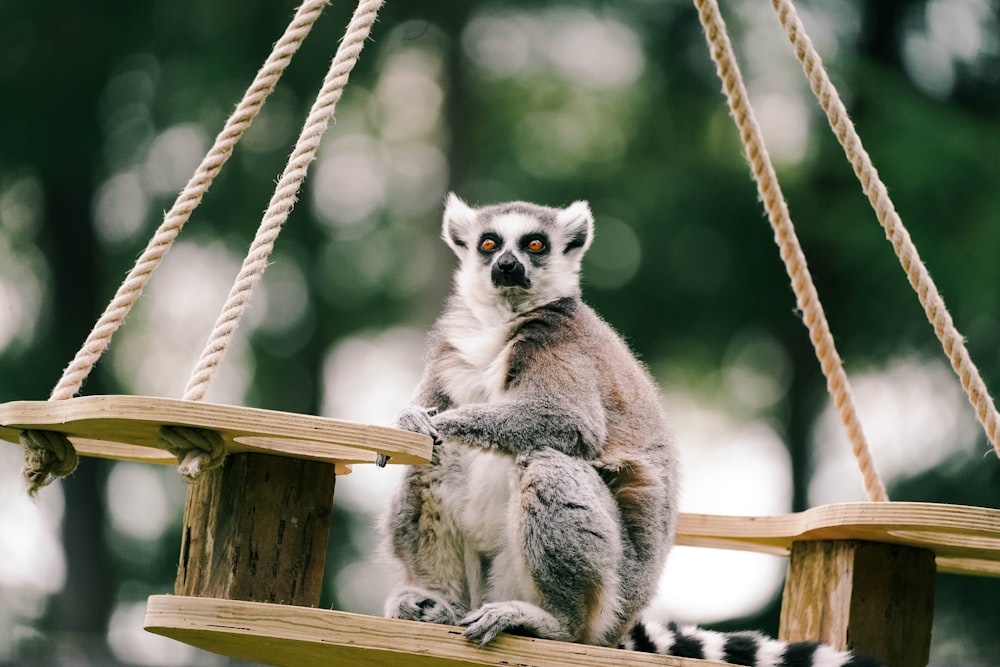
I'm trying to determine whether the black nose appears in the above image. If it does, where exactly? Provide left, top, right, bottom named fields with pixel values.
left=492, top=251, right=529, bottom=287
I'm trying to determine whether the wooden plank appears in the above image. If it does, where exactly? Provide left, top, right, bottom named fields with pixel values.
left=676, top=502, right=1000, bottom=577
left=175, top=453, right=337, bottom=606
left=778, top=540, right=935, bottom=667
left=0, top=395, right=432, bottom=474
left=144, top=595, right=737, bottom=667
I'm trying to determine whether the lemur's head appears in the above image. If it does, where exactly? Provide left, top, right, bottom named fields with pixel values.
left=442, top=193, right=594, bottom=313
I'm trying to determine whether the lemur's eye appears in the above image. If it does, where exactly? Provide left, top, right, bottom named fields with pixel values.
left=480, top=237, right=498, bottom=252
left=526, top=238, right=545, bottom=253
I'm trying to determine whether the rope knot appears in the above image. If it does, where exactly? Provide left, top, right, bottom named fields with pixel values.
left=20, top=429, right=79, bottom=496
left=157, top=425, right=226, bottom=483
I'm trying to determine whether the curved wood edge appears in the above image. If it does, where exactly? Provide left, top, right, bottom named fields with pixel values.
left=676, top=502, right=1000, bottom=577
left=143, top=595, right=736, bottom=667
left=0, top=396, right=432, bottom=472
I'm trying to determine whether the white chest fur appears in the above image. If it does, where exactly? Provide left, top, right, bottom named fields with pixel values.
left=458, top=449, right=517, bottom=549
left=434, top=307, right=537, bottom=604
left=440, top=446, right=532, bottom=605
left=440, top=308, right=514, bottom=406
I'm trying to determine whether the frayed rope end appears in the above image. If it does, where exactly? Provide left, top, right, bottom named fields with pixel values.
left=20, top=429, right=79, bottom=497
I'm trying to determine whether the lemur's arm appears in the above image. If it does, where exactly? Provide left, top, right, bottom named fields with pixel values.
left=431, top=352, right=607, bottom=460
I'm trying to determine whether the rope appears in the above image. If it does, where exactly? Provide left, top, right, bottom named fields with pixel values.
left=21, top=0, right=330, bottom=492
left=21, top=430, right=79, bottom=496
left=770, top=0, right=1000, bottom=460
left=158, top=425, right=226, bottom=483
left=182, top=0, right=385, bottom=404
left=694, top=0, right=889, bottom=502
left=49, top=0, right=330, bottom=402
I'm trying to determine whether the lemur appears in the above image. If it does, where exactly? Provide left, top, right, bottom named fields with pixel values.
left=383, top=194, right=881, bottom=667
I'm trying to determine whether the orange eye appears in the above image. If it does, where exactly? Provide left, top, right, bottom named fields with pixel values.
left=527, top=238, right=545, bottom=252
left=480, top=238, right=497, bottom=252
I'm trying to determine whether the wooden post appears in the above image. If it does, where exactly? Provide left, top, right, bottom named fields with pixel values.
left=175, top=452, right=337, bottom=607
left=779, top=540, right=936, bottom=667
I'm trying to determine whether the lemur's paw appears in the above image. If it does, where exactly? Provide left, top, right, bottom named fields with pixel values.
left=393, top=407, right=441, bottom=445
left=460, top=604, right=510, bottom=646
left=429, top=409, right=473, bottom=441
left=461, top=601, right=571, bottom=646
left=385, top=588, right=459, bottom=625
left=429, top=412, right=457, bottom=437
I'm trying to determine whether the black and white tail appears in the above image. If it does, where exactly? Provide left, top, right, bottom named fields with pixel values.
left=622, top=621, right=884, bottom=667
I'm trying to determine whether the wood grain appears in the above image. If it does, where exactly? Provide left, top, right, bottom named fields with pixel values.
left=175, top=453, right=337, bottom=607
left=676, top=501, right=1000, bottom=577
left=779, top=540, right=935, bottom=667
left=0, top=395, right=432, bottom=474
left=144, top=595, right=736, bottom=667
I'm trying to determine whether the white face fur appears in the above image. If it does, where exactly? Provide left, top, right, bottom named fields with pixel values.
left=442, top=193, right=594, bottom=316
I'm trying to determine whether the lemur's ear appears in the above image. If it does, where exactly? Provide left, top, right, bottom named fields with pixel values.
left=556, top=201, right=594, bottom=256
left=442, top=193, right=478, bottom=256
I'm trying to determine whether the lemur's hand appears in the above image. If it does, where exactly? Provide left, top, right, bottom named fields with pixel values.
left=430, top=408, right=470, bottom=441
left=431, top=407, right=497, bottom=451
left=393, top=406, right=441, bottom=446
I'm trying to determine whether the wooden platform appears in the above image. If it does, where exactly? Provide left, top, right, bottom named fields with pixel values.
left=0, top=395, right=433, bottom=475
left=676, top=501, right=1000, bottom=576
left=144, top=595, right=734, bottom=667
left=8, top=395, right=1000, bottom=665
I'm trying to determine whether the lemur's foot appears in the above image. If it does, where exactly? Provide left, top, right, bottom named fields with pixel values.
left=385, top=587, right=460, bottom=625
left=461, top=601, right=572, bottom=646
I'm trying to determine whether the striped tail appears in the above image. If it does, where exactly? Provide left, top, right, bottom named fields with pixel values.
left=621, top=620, right=884, bottom=667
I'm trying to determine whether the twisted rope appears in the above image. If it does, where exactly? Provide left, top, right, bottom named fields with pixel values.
left=22, top=0, right=330, bottom=492
left=694, top=0, right=889, bottom=502
left=182, top=0, right=384, bottom=405
left=50, top=0, right=329, bottom=402
left=770, top=0, right=1000, bottom=460
left=158, top=425, right=226, bottom=483
left=21, top=430, right=79, bottom=496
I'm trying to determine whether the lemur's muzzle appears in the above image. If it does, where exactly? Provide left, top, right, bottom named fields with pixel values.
left=492, top=251, right=530, bottom=288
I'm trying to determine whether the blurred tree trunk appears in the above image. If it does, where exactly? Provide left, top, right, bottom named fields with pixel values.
left=857, top=0, right=919, bottom=70
left=15, top=1, right=149, bottom=657
left=39, top=176, right=114, bottom=656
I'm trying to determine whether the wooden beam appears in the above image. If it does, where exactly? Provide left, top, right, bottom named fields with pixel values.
left=779, top=540, right=936, bottom=667
left=145, top=595, right=737, bottom=667
left=675, top=502, right=1000, bottom=577
left=175, top=453, right=336, bottom=607
left=0, top=394, right=434, bottom=472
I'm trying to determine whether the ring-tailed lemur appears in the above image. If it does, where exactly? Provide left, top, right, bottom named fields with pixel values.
left=383, top=195, right=881, bottom=667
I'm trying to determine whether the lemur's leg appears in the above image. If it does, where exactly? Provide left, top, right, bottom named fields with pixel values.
left=384, top=446, right=474, bottom=625
left=463, top=448, right=624, bottom=646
